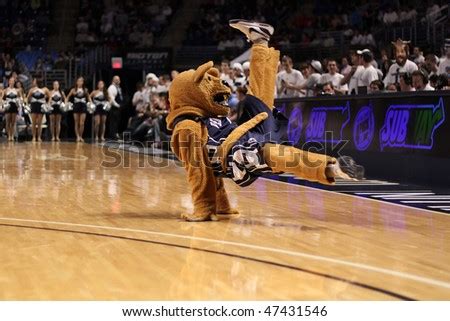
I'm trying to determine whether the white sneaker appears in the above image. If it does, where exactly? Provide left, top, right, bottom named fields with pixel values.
left=229, top=19, right=274, bottom=42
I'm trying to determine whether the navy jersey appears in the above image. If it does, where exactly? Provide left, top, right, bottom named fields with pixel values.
left=175, top=94, right=282, bottom=187
left=202, top=115, right=271, bottom=187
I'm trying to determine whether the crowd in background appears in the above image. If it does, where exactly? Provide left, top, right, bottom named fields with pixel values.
left=185, top=0, right=446, bottom=50
left=212, top=40, right=450, bottom=102
left=1, top=0, right=450, bottom=145
left=0, top=0, right=51, bottom=52
left=75, top=0, right=175, bottom=53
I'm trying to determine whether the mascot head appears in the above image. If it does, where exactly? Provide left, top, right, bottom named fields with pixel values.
left=169, top=61, right=231, bottom=118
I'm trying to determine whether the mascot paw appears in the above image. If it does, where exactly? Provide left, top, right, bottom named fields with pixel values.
left=217, top=208, right=240, bottom=215
left=325, top=163, right=355, bottom=181
left=181, top=212, right=219, bottom=222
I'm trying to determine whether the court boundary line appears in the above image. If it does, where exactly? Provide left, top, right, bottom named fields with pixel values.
left=0, top=222, right=413, bottom=300
left=260, top=177, right=450, bottom=217
left=0, top=217, right=449, bottom=292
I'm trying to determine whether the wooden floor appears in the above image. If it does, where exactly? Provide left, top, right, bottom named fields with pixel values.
left=0, top=142, right=449, bottom=300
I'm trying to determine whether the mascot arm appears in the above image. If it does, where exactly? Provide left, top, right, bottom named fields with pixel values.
left=171, top=120, right=218, bottom=220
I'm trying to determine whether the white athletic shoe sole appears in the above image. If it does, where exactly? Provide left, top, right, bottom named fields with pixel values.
left=229, top=19, right=274, bottom=42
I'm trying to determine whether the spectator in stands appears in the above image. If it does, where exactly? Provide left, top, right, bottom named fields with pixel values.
left=54, top=51, right=69, bottom=69
left=277, top=55, right=304, bottom=98
left=143, top=73, right=159, bottom=110
left=75, top=30, right=90, bottom=44
left=231, top=63, right=246, bottom=92
left=218, top=35, right=245, bottom=51
left=220, top=59, right=233, bottom=88
left=438, top=42, right=450, bottom=77
left=379, top=48, right=392, bottom=77
left=115, top=8, right=129, bottom=37
left=424, top=54, right=439, bottom=77
left=320, top=59, right=348, bottom=94
left=412, top=47, right=425, bottom=65
left=33, top=58, right=45, bottom=80
left=310, top=31, right=323, bottom=47
left=242, top=61, right=250, bottom=79
left=340, top=57, right=352, bottom=76
left=423, top=2, right=441, bottom=23
left=2, top=54, right=16, bottom=79
left=399, top=73, right=415, bottom=92
left=341, top=50, right=364, bottom=95
left=125, top=82, right=148, bottom=141
left=433, top=74, right=449, bottom=90
left=107, top=75, right=123, bottom=140
left=361, top=30, right=376, bottom=48
left=228, top=86, right=248, bottom=122
left=162, top=4, right=173, bottom=17
left=100, top=9, right=114, bottom=35
left=429, top=74, right=439, bottom=89
left=383, top=7, right=399, bottom=25
left=76, top=17, right=89, bottom=34
left=159, top=75, right=172, bottom=92
left=386, top=83, right=399, bottom=92
left=171, top=70, right=179, bottom=80
left=383, top=42, right=418, bottom=87
left=402, top=5, right=417, bottom=22
left=132, top=82, right=146, bottom=115
left=135, top=93, right=168, bottom=146
left=412, top=69, right=435, bottom=91
left=318, top=82, right=335, bottom=95
left=350, top=29, right=364, bottom=46
left=359, top=50, right=379, bottom=93
left=140, top=29, right=154, bottom=48
left=287, top=61, right=322, bottom=97
left=322, top=33, right=335, bottom=47
left=128, top=25, right=142, bottom=45
left=152, top=75, right=169, bottom=94
left=369, top=80, right=384, bottom=93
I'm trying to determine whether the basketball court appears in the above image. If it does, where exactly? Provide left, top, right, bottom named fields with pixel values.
left=1, top=142, right=449, bottom=300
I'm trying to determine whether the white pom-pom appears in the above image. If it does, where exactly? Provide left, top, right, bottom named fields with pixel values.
left=87, top=102, right=96, bottom=114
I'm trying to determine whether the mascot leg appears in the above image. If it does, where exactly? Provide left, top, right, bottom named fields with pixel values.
left=171, top=120, right=220, bottom=221
left=215, top=177, right=239, bottom=215
left=262, top=143, right=337, bottom=184
left=229, top=20, right=358, bottom=183
left=247, top=44, right=279, bottom=109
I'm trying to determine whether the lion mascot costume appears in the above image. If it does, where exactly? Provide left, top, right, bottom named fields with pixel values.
left=167, top=20, right=357, bottom=221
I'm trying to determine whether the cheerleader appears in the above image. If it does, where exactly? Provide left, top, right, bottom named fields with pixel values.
left=66, top=77, right=91, bottom=142
left=49, top=80, right=66, bottom=141
left=1, top=77, right=21, bottom=141
left=90, top=80, right=111, bottom=142
left=27, top=78, right=50, bottom=142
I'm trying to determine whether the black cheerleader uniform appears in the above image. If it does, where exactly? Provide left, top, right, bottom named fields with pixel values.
left=30, top=89, right=46, bottom=114
left=73, top=89, right=88, bottom=113
left=50, top=91, right=63, bottom=114
left=4, top=89, right=19, bottom=114
left=92, top=92, right=107, bottom=116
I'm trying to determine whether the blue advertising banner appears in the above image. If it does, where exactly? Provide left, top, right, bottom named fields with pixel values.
left=275, top=92, right=450, bottom=185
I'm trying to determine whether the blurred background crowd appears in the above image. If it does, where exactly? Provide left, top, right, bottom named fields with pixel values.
left=0, top=0, right=449, bottom=144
